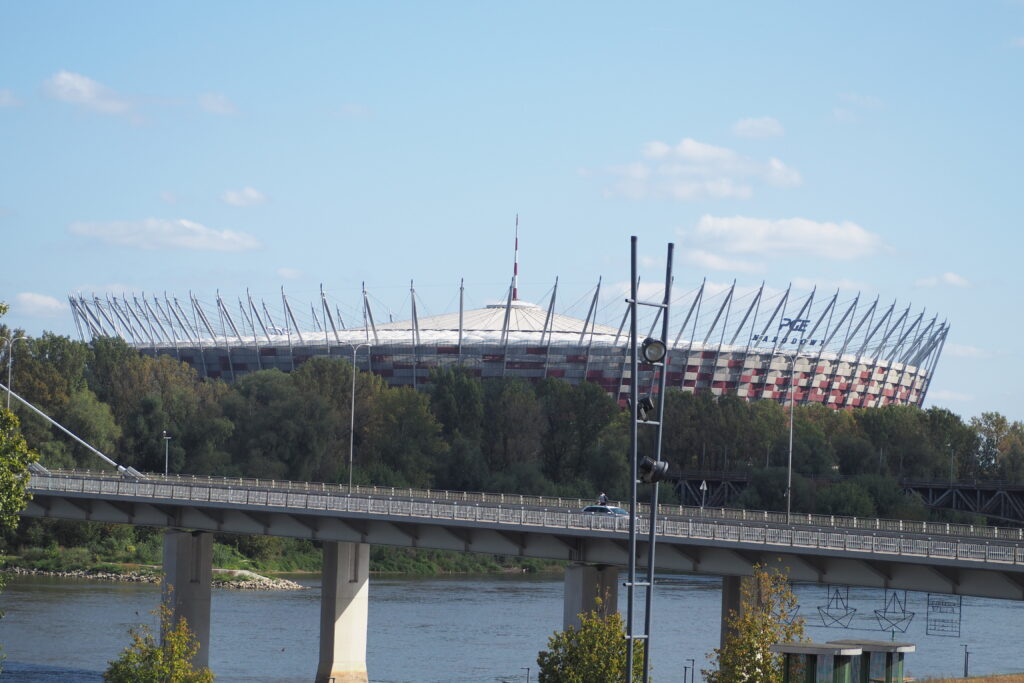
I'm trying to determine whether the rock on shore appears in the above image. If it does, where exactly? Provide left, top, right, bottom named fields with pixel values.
left=3, top=566, right=306, bottom=591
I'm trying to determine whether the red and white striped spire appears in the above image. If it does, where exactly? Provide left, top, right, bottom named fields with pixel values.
left=512, top=213, right=519, bottom=301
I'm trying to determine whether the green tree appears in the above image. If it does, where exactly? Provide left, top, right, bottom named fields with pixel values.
left=104, top=598, right=214, bottom=682
left=362, top=386, right=447, bottom=487
left=429, top=366, right=485, bottom=443
left=815, top=481, right=876, bottom=518
left=482, top=378, right=544, bottom=474
left=0, top=303, right=40, bottom=671
left=219, top=370, right=332, bottom=480
left=0, top=410, right=37, bottom=530
left=536, top=598, right=644, bottom=683
left=704, top=565, right=806, bottom=683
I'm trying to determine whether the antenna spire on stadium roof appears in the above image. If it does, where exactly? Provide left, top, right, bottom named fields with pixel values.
left=512, top=213, right=519, bottom=301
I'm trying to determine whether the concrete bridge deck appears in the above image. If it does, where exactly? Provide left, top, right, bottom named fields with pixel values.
left=26, top=470, right=1024, bottom=601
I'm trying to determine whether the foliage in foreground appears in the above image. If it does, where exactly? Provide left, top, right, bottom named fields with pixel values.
left=0, top=409, right=36, bottom=532
left=536, top=598, right=644, bottom=683
left=704, top=565, right=806, bottom=683
left=104, top=596, right=214, bottom=683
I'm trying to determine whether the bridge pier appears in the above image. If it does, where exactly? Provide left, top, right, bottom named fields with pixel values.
left=316, top=541, right=370, bottom=683
left=563, top=563, right=619, bottom=630
left=720, top=575, right=756, bottom=651
left=162, top=530, right=213, bottom=668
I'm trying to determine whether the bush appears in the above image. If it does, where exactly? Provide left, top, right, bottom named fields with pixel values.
left=536, top=597, right=644, bottom=682
left=18, top=545, right=95, bottom=571
left=104, top=595, right=214, bottom=682
left=704, top=565, right=806, bottom=683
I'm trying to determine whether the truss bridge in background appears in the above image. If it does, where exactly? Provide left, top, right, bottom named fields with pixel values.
left=676, top=472, right=1024, bottom=525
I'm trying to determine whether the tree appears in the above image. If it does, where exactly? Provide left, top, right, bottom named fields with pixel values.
left=0, top=410, right=38, bottom=530
left=704, top=565, right=806, bottom=683
left=0, top=302, right=39, bottom=672
left=536, top=597, right=644, bottom=683
left=104, top=597, right=214, bottom=682
left=816, top=481, right=876, bottom=518
left=362, top=385, right=447, bottom=487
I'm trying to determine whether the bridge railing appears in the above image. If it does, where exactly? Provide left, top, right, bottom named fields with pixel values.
left=27, top=471, right=1024, bottom=568
left=30, top=469, right=1024, bottom=544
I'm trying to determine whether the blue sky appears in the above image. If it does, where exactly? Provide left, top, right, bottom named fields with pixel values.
left=1, top=2, right=1022, bottom=421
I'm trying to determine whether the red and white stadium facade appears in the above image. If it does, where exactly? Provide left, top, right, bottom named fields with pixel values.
left=68, top=273, right=947, bottom=410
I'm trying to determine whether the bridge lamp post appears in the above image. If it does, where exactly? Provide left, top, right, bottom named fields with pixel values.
left=625, top=235, right=674, bottom=683
left=162, top=430, right=172, bottom=476
left=2, top=335, right=28, bottom=411
left=344, top=343, right=370, bottom=494
left=786, top=349, right=797, bottom=525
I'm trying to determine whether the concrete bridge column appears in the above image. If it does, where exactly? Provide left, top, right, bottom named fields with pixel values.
left=563, top=563, right=619, bottom=630
left=720, top=575, right=761, bottom=651
left=162, top=530, right=213, bottom=668
left=316, top=541, right=370, bottom=683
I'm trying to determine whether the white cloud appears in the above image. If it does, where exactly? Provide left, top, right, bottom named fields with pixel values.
left=69, top=218, right=261, bottom=251
left=0, top=89, right=22, bottom=108
left=689, top=215, right=882, bottom=260
left=944, top=343, right=992, bottom=359
left=765, top=158, right=801, bottom=187
left=43, top=71, right=132, bottom=115
left=791, top=277, right=867, bottom=292
left=277, top=267, right=302, bottom=280
left=915, top=272, right=970, bottom=288
left=682, top=249, right=762, bottom=273
left=668, top=179, right=753, bottom=200
left=733, top=117, right=784, bottom=138
left=600, top=138, right=801, bottom=201
left=222, top=187, right=267, bottom=207
left=1013, top=37, right=1024, bottom=48
left=14, top=292, right=67, bottom=317
left=199, top=92, right=237, bottom=115
left=159, top=190, right=178, bottom=204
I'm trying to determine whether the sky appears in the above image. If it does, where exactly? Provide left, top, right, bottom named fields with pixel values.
left=1, top=2, right=1022, bottom=422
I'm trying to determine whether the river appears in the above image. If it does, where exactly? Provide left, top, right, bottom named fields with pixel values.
left=0, top=572, right=1021, bottom=681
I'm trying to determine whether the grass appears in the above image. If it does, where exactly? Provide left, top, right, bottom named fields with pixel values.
left=3, top=544, right=564, bottom=577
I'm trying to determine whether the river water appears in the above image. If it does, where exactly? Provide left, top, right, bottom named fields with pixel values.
left=0, top=572, right=1021, bottom=681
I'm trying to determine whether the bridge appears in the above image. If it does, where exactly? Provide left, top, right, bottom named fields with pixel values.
left=676, top=471, right=1024, bottom=524
left=23, top=470, right=1024, bottom=682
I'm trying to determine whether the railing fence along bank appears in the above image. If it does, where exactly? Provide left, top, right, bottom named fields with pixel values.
left=30, top=471, right=1024, bottom=567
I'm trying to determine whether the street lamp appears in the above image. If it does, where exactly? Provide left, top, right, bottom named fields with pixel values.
left=2, top=335, right=29, bottom=411
left=162, top=430, right=172, bottom=476
left=785, top=349, right=797, bottom=524
left=625, top=236, right=674, bottom=683
left=344, top=343, right=370, bottom=493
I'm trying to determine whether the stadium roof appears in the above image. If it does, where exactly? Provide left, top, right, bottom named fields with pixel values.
left=373, top=300, right=622, bottom=345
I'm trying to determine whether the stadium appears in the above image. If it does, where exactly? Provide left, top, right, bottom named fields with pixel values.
left=66, top=271, right=948, bottom=410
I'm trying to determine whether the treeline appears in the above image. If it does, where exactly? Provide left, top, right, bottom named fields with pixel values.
left=3, top=330, right=1024, bottom=544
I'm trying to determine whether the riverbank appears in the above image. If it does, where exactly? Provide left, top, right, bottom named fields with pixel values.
left=2, top=565, right=306, bottom=590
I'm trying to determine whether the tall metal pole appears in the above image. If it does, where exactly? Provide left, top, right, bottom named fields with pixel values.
left=642, top=241, right=672, bottom=683
left=347, top=343, right=370, bottom=493
left=3, top=336, right=27, bottom=411
left=626, top=237, right=639, bottom=679
left=162, top=430, right=171, bottom=476
left=5, top=341, right=10, bottom=411
left=786, top=350, right=795, bottom=524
